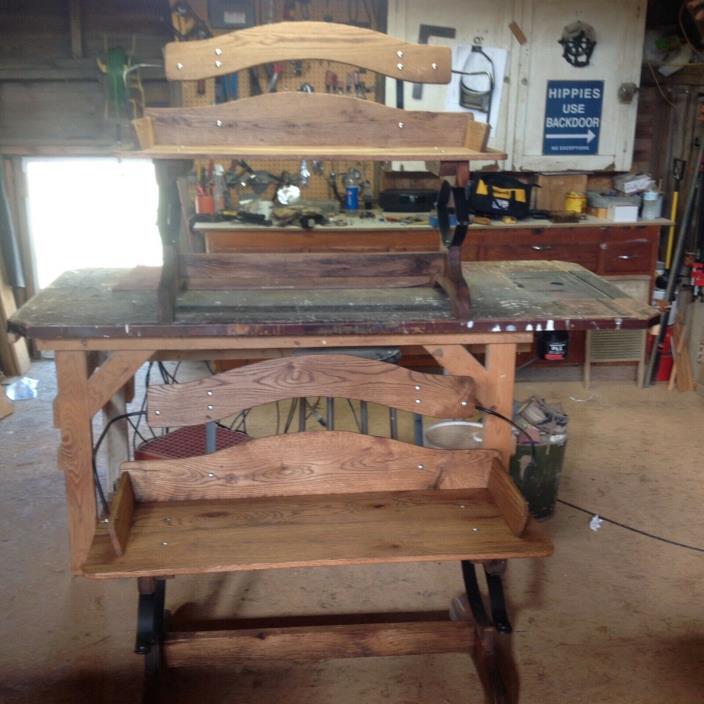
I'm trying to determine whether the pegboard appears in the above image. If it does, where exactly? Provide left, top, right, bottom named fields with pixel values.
left=167, top=0, right=385, bottom=202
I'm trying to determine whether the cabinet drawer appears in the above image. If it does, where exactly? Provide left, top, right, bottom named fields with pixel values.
left=482, top=243, right=600, bottom=271
left=600, top=239, right=652, bottom=273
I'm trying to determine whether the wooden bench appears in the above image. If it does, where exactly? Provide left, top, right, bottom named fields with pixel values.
left=129, top=21, right=505, bottom=323
left=85, top=354, right=551, bottom=701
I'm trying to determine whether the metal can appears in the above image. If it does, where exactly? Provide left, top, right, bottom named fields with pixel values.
left=564, top=191, right=587, bottom=214
left=344, top=184, right=359, bottom=212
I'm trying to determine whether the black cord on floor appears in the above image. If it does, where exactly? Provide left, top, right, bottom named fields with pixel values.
left=476, top=405, right=704, bottom=555
left=557, top=499, right=704, bottom=554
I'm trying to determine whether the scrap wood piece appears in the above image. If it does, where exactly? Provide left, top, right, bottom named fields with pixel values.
left=0, top=388, right=13, bottom=420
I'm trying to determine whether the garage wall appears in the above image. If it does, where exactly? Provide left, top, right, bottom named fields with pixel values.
left=0, top=0, right=172, bottom=152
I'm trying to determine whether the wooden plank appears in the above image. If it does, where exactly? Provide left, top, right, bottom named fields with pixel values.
left=0, top=235, right=30, bottom=376
left=131, top=117, right=154, bottom=150
left=35, top=333, right=533, bottom=352
left=182, top=251, right=446, bottom=284
left=54, top=351, right=95, bottom=573
left=164, top=620, right=474, bottom=668
left=82, top=488, right=553, bottom=578
left=147, top=354, right=477, bottom=427
left=106, top=473, right=135, bottom=557
left=482, top=344, right=517, bottom=465
left=144, top=93, right=487, bottom=154
left=124, top=433, right=497, bottom=501
left=534, top=173, right=588, bottom=212
left=424, top=345, right=490, bottom=396
left=130, top=144, right=497, bottom=162
left=487, top=459, right=528, bottom=537
left=186, top=275, right=436, bottom=290
left=10, top=262, right=657, bottom=343
left=164, top=22, right=452, bottom=83
left=86, top=350, right=152, bottom=417
left=0, top=388, right=13, bottom=420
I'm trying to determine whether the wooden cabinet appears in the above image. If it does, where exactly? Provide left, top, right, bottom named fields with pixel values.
left=464, top=224, right=659, bottom=279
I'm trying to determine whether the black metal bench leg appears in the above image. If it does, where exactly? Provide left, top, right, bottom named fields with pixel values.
left=460, top=561, right=513, bottom=703
left=461, top=560, right=492, bottom=628
left=484, top=561, right=512, bottom=634
left=136, top=577, right=167, bottom=677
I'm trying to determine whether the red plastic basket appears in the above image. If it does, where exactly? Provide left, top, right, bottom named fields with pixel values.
left=134, top=424, right=249, bottom=460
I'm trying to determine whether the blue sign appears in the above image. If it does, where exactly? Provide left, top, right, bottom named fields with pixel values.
left=542, top=80, right=603, bottom=155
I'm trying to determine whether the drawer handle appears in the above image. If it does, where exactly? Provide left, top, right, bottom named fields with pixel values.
left=617, top=254, right=636, bottom=260
left=531, top=244, right=552, bottom=251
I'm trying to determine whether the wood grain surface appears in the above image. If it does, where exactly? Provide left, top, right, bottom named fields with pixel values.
left=164, top=620, right=474, bottom=667
left=9, top=262, right=658, bottom=342
left=142, top=93, right=487, bottom=153
left=147, top=354, right=477, bottom=426
left=106, top=473, right=135, bottom=556
left=164, top=21, right=452, bottom=83
left=82, top=488, right=553, bottom=578
left=123, top=433, right=498, bottom=501
left=181, top=251, right=446, bottom=290
left=487, top=458, right=529, bottom=536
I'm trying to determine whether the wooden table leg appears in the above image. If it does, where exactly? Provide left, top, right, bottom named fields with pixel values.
left=54, top=350, right=96, bottom=574
left=482, top=342, right=517, bottom=466
left=424, top=340, right=518, bottom=465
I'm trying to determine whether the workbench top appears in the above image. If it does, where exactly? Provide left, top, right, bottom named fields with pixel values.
left=9, top=260, right=657, bottom=342
left=193, top=214, right=671, bottom=232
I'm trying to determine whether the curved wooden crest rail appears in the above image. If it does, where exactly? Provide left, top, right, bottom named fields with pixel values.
left=130, top=21, right=505, bottom=324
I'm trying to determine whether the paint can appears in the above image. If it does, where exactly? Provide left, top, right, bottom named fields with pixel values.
left=537, top=330, right=569, bottom=360
left=564, top=191, right=587, bottom=213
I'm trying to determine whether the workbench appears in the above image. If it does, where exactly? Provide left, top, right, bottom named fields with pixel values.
left=9, top=259, right=656, bottom=574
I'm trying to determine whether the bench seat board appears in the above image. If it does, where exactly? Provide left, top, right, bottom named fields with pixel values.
left=83, top=488, right=552, bottom=579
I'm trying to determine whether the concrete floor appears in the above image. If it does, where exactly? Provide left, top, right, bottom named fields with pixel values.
left=1, top=359, right=703, bottom=703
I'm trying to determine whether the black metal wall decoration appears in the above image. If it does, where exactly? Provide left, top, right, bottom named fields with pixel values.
left=558, top=21, right=596, bottom=68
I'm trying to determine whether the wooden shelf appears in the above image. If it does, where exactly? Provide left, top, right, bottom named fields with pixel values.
left=129, top=144, right=506, bottom=162
left=83, top=488, right=552, bottom=579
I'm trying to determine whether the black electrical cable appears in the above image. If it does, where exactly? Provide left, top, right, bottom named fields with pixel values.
left=557, top=499, right=704, bottom=554
left=475, top=404, right=704, bottom=554
left=92, top=410, right=147, bottom=517
left=475, top=403, right=537, bottom=462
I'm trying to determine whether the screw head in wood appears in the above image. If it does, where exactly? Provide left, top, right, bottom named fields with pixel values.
left=215, top=48, right=222, bottom=56
left=154, top=410, right=161, bottom=415
left=161, top=541, right=169, bottom=546
left=432, top=62, right=438, bottom=70
left=417, top=464, right=424, bottom=470
left=207, top=390, right=213, bottom=396
left=415, top=384, right=421, bottom=390
left=461, top=400, right=468, bottom=406
left=398, top=121, right=405, bottom=129
left=215, top=60, right=222, bottom=68
left=216, top=120, right=223, bottom=127
left=396, top=50, right=404, bottom=58
left=415, top=398, right=421, bottom=404
left=396, top=63, right=404, bottom=70
left=472, top=527, right=480, bottom=532
left=207, top=404, right=214, bottom=410
left=207, top=472, right=216, bottom=478
left=176, top=62, right=184, bottom=70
